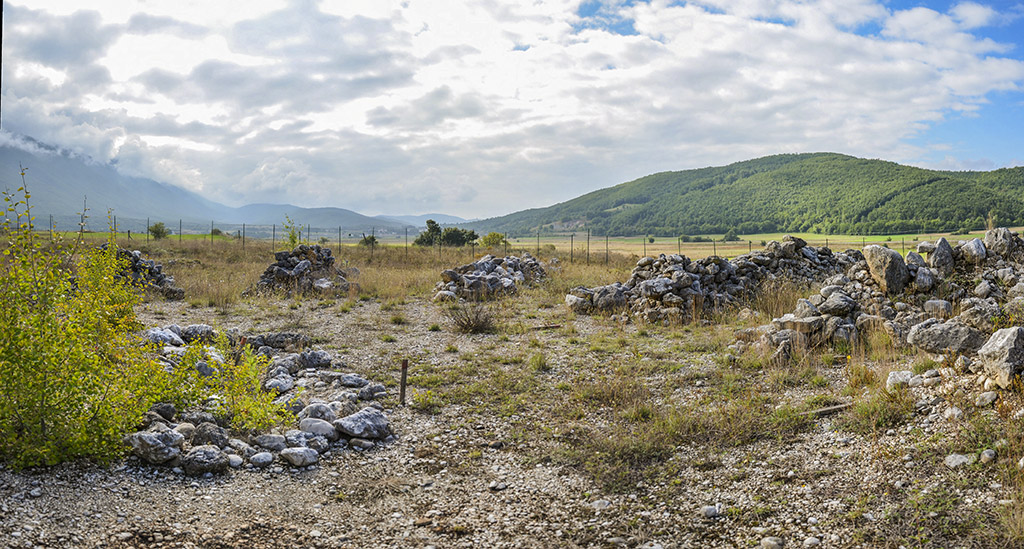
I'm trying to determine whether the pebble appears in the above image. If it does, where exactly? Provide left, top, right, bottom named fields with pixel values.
left=700, top=505, right=720, bottom=518
left=761, top=536, right=785, bottom=549
left=803, top=537, right=820, bottom=547
left=590, top=499, right=612, bottom=510
left=981, top=449, right=997, bottom=464
left=944, top=453, right=977, bottom=469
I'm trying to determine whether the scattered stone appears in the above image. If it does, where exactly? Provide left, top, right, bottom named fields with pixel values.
left=280, top=447, right=319, bottom=467
left=333, top=408, right=391, bottom=440
left=761, top=536, right=785, bottom=549
left=976, top=391, right=999, bottom=407
left=944, top=453, right=977, bottom=469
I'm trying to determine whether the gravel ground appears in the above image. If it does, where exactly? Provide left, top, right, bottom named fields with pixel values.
left=1, top=295, right=1019, bottom=548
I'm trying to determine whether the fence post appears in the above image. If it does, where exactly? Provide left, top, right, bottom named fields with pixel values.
left=272, top=224, right=276, bottom=249
left=242, top=223, right=246, bottom=250
left=713, top=240, right=716, bottom=256
left=536, top=228, right=540, bottom=255
left=643, top=236, right=646, bottom=257
left=605, top=234, right=609, bottom=264
left=405, top=227, right=408, bottom=259
left=678, top=236, right=681, bottom=255
left=504, top=233, right=508, bottom=256
left=338, top=226, right=342, bottom=255
left=179, top=219, right=182, bottom=244
left=49, top=214, right=53, bottom=241
left=370, top=227, right=375, bottom=260
left=146, top=217, right=149, bottom=243
left=570, top=233, right=574, bottom=264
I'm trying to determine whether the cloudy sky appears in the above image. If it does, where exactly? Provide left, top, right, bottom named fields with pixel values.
left=3, top=0, right=1024, bottom=219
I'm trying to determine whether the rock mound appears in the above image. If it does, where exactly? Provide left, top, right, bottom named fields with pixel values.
left=434, top=253, right=545, bottom=301
left=249, top=245, right=355, bottom=297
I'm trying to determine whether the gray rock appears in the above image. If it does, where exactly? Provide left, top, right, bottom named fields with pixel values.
left=818, top=292, right=856, bottom=316
left=338, top=373, right=370, bottom=388
left=299, top=418, right=339, bottom=441
left=349, top=437, right=375, bottom=450
left=192, top=422, right=229, bottom=448
left=593, top=285, right=628, bottom=310
left=907, top=319, right=985, bottom=355
left=228, top=438, right=257, bottom=458
left=886, top=370, right=913, bottom=391
left=434, top=290, right=458, bottom=302
left=905, top=251, right=926, bottom=266
left=333, top=407, right=391, bottom=440
left=761, top=537, right=785, bottom=549
left=254, top=434, right=288, bottom=452
left=793, top=299, right=820, bottom=318
left=280, top=447, right=319, bottom=467
left=976, top=391, right=999, bottom=407
left=125, top=426, right=185, bottom=464
left=984, top=227, right=1015, bottom=258
left=181, top=324, right=215, bottom=344
left=914, top=267, right=935, bottom=292
left=961, top=238, right=987, bottom=265
left=358, top=383, right=387, bottom=401
left=299, top=349, right=332, bottom=369
left=227, top=454, right=244, bottom=468
left=265, top=375, right=295, bottom=394
left=863, top=245, right=909, bottom=295
left=297, top=403, right=337, bottom=422
left=700, top=505, right=720, bottom=518
left=958, top=299, right=1000, bottom=332
left=181, top=445, right=230, bottom=476
left=772, top=314, right=823, bottom=334
left=923, top=299, right=952, bottom=319
left=149, top=402, right=176, bottom=421
left=565, top=294, right=591, bottom=313
left=928, top=238, right=955, bottom=276
left=803, top=538, right=820, bottom=548
left=250, top=452, right=274, bottom=468
left=944, top=453, right=977, bottom=469
left=981, top=449, right=997, bottom=464
left=978, top=327, right=1024, bottom=388
left=146, top=328, right=184, bottom=347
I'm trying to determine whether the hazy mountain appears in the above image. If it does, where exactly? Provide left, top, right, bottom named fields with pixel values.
left=375, top=213, right=469, bottom=227
left=0, top=136, right=410, bottom=234
left=465, top=153, right=1024, bottom=237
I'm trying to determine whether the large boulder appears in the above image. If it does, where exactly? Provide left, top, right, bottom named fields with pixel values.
left=818, top=291, right=856, bottom=316
left=125, top=425, right=185, bottom=464
left=907, top=319, right=986, bottom=355
left=281, top=447, right=319, bottom=467
left=333, top=407, right=391, bottom=440
left=928, top=238, right=955, bottom=276
left=978, top=327, right=1024, bottom=388
left=961, top=238, right=987, bottom=265
left=984, top=228, right=1016, bottom=258
left=862, top=245, right=909, bottom=295
left=181, top=445, right=230, bottom=476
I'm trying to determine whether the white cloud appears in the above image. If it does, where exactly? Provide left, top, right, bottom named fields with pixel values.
left=2, top=0, right=1023, bottom=218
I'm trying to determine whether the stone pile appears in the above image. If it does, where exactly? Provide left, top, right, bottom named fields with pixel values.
left=747, top=228, right=1024, bottom=388
left=434, top=253, right=546, bottom=301
left=249, top=245, right=355, bottom=297
left=104, top=244, right=184, bottom=300
left=131, top=327, right=394, bottom=475
left=566, top=235, right=853, bottom=324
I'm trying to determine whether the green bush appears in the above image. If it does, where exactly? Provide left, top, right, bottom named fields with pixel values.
left=0, top=191, right=168, bottom=467
left=148, top=222, right=170, bottom=240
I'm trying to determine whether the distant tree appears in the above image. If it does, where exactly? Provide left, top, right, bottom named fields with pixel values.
left=722, top=228, right=740, bottom=241
left=358, top=234, right=378, bottom=247
left=440, top=227, right=478, bottom=247
left=413, top=219, right=442, bottom=246
left=148, top=222, right=169, bottom=240
left=481, top=232, right=506, bottom=248
left=211, top=227, right=224, bottom=237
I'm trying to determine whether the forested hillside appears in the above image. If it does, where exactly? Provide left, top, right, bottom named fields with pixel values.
left=468, top=153, right=1024, bottom=237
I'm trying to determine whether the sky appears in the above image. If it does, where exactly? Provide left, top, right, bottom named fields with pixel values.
left=2, top=0, right=1024, bottom=219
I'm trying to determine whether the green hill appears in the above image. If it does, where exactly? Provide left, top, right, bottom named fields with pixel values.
left=467, top=153, right=1024, bottom=237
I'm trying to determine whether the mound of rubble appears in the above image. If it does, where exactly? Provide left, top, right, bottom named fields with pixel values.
left=745, top=228, right=1024, bottom=388
left=134, top=324, right=393, bottom=474
left=434, top=253, right=546, bottom=301
left=566, top=235, right=851, bottom=323
left=248, top=244, right=356, bottom=297
left=105, top=244, right=184, bottom=300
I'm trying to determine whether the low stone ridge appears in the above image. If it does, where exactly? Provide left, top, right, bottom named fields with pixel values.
left=433, top=253, right=546, bottom=301
left=248, top=244, right=357, bottom=297
left=738, top=228, right=1024, bottom=388
left=104, top=245, right=184, bottom=300
left=125, top=329, right=396, bottom=475
left=567, top=235, right=852, bottom=324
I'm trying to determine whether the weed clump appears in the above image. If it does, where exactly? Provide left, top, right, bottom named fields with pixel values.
left=444, top=301, right=497, bottom=334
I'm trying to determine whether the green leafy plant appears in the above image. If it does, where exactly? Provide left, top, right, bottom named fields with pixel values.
left=148, top=222, right=170, bottom=240
left=0, top=187, right=167, bottom=467
left=283, top=214, right=300, bottom=247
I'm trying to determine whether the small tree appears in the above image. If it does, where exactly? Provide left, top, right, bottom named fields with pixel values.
left=148, top=222, right=169, bottom=240
left=722, top=228, right=740, bottom=242
left=481, top=232, right=506, bottom=248
left=413, top=219, right=442, bottom=246
left=359, top=234, right=378, bottom=247
left=283, top=215, right=300, bottom=247
left=211, top=227, right=224, bottom=237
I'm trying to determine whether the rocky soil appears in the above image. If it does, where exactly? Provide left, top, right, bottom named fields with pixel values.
left=3, top=256, right=1023, bottom=548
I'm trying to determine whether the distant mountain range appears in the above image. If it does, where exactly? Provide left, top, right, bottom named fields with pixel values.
left=375, top=213, right=469, bottom=226
left=465, top=153, right=1024, bottom=237
left=0, top=135, right=440, bottom=235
